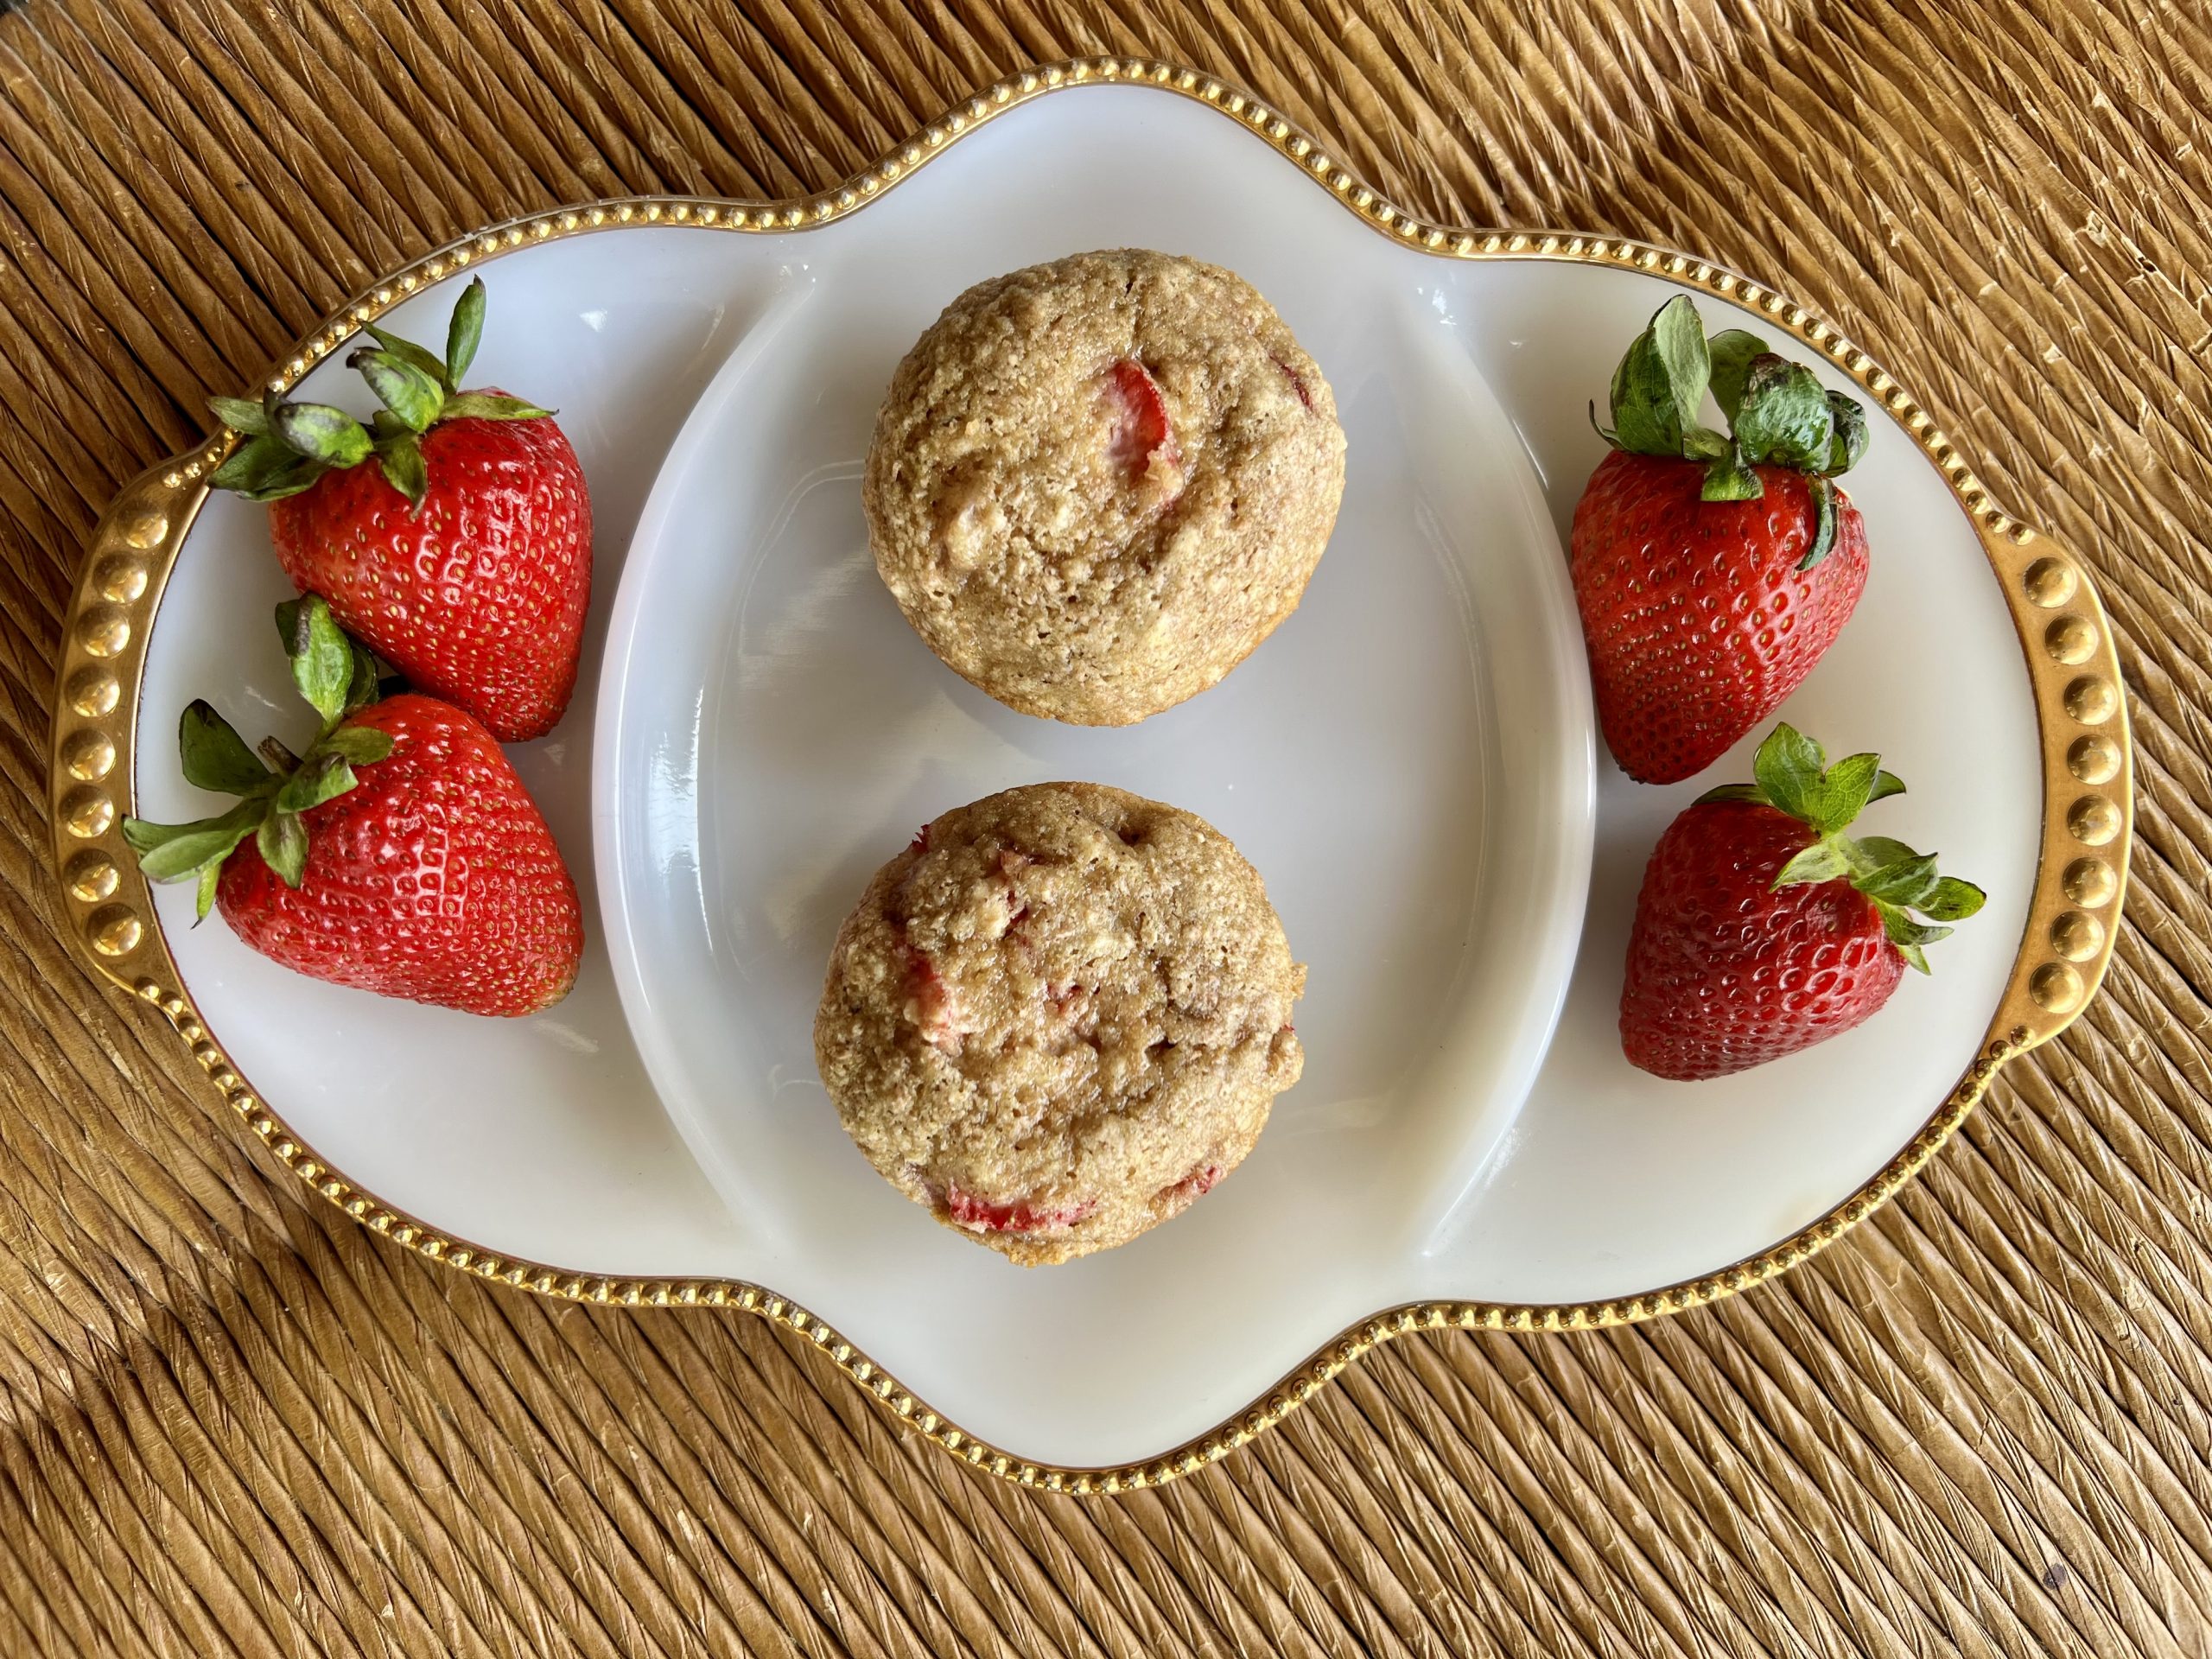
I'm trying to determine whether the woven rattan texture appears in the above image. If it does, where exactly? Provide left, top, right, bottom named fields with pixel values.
left=0, top=1, right=2206, bottom=1654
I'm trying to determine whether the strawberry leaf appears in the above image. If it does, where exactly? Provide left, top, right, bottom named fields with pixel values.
left=211, top=404, right=334, bottom=500
left=118, top=817, right=167, bottom=856
left=1707, top=329, right=1764, bottom=423
left=272, top=402, right=373, bottom=468
left=208, top=394, right=270, bottom=435
left=1879, top=911, right=1941, bottom=949
left=257, top=809, right=309, bottom=888
left=1878, top=905, right=1953, bottom=974
left=1773, top=840, right=1850, bottom=888
left=275, top=752, right=358, bottom=816
left=350, top=348, right=445, bottom=432
left=240, top=459, right=330, bottom=504
left=1751, top=723, right=1827, bottom=824
left=1825, top=394, right=1869, bottom=474
left=1694, top=782, right=1767, bottom=806
left=1808, top=751, right=1883, bottom=834
left=122, top=805, right=216, bottom=857
left=126, top=800, right=264, bottom=883
left=1800, top=475, right=1840, bottom=571
left=364, top=324, right=452, bottom=391
left=180, top=700, right=271, bottom=795
left=376, top=433, right=429, bottom=509
left=1859, top=851, right=1941, bottom=909
left=282, top=595, right=355, bottom=731
left=1922, top=876, right=1987, bottom=922
left=1732, top=356, right=1834, bottom=470
left=1748, top=728, right=1896, bottom=839
left=442, top=391, right=553, bottom=422
left=320, top=723, right=395, bottom=766
left=209, top=434, right=303, bottom=494
left=257, top=735, right=303, bottom=774
left=1846, top=835, right=1922, bottom=874
left=1606, top=296, right=1709, bottom=456
left=1699, top=440, right=1762, bottom=502
left=446, top=276, right=486, bottom=387
left=124, top=793, right=268, bottom=915
left=1648, top=298, right=1709, bottom=439
left=343, top=642, right=384, bottom=717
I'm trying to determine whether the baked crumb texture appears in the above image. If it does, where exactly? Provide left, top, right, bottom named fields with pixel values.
left=865, top=250, right=1347, bottom=726
left=815, top=782, right=1306, bottom=1265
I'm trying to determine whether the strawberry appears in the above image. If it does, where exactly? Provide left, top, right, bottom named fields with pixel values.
left=943, top=1184, right=1097, bottom=1236
left=1159, top=1162, right=1223, bottom=1209
left=900, top=944, right=969, bottom=1052
left=207, top=278, right=590, bottom=743
left=122, top=597, right=582, bottom=1017
left=1573, top=296, right=1872, bottom=784
left=1103, top=357, right=1179, bottom=481
left=1619, top=724, right=1985, bottom=1079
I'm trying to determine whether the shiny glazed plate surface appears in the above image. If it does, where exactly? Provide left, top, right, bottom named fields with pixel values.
left=54, top=64, right=2128, bottom=1482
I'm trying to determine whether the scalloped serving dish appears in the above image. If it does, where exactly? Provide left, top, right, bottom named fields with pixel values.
left=51, top=61, right=2130, bottom=1488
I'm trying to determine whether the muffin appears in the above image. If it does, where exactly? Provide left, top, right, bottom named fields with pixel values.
left=863, top=250, right=1346, bottom=725
left=814, top=782, right=1306, bottom=1265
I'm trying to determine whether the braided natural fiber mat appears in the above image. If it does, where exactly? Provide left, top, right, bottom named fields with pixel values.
left=1, top=2, right=2205, bottom=1653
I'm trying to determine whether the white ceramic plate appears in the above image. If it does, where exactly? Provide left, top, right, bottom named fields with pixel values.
left=592, top=100, right=1595, bottom=1463
left=60, top=64, right=2129, bottom=1482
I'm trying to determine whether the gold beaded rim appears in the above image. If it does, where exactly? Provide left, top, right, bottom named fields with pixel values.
left=48, top=58, right=2133, bottom=1492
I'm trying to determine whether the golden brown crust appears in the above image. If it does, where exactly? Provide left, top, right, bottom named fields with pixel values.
left=813, top=783, right=1305, bottom=1265
left=863, top=250, right=1346, bottom=725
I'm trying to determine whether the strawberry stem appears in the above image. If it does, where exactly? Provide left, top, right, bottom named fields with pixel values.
left=1697, top=723, right=1986, bottom=974
left=205, top=277, right=554, bottom=508
left=122, top=598, right=397, bottom=913
left=1597, top=297, right=1872, bottom=568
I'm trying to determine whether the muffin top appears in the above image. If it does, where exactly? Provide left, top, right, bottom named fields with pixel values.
left=814, top=782, right=1306, bottom=1265
left=863, top=250, right=1346, bottom=725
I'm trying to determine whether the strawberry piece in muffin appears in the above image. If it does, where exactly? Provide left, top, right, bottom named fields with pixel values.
left=1103, top=358, right=1179, bottom=481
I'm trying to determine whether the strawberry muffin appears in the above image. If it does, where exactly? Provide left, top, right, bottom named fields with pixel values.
left=863, top=250, right=1346, bottom=726
left=814, top=782, right=1305, bottom=1265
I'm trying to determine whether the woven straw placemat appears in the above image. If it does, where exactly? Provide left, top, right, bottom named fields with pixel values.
left=1, top=2, right=2205, bottom=1654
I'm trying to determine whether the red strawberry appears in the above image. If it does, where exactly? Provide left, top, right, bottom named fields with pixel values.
left=1619, top=723, right=1985, bottom=1079
left=1574, top=454, right=1869, bottom=783
left=123, top=598, right=582, bottom=1017
left=207, top=278, right=591, bottom=742
left=1103, top=357, right=1179, bottom=481
left=1573, top=296, right=1873, bottom=783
